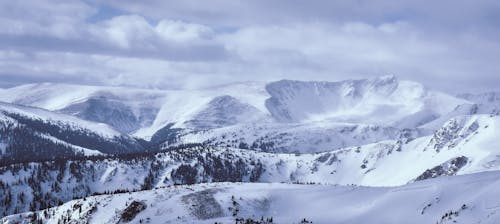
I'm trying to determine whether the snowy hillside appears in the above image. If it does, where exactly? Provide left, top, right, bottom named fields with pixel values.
left=167, top=120, right=417, bottom=153
left=0, top=102, right=122, bottom=138
left=184, top=95, right=269, bottom=130
left=0, top=102, right=146, bottom=164
left=4, top=171, right=500, bottom=224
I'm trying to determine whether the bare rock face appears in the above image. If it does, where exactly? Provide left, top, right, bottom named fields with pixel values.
left=427, top=117, right=479, bottom=153
left=415, top=156, right=469, bottom=181
left=120, top=201, right=147, bottom=222
left=182, top=189, right=225, bottom=220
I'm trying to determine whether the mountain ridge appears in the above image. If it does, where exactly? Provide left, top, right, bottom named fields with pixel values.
left=0, top=76, right=471, bottom=144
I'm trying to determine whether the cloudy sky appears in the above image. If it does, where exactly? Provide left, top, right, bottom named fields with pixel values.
left=0, top=0, right=499, bottom=93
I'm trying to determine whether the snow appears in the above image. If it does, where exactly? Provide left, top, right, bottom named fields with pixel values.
left=134, top=81, right=270, bottom=139
left=2, top=77, right=500, bottom=223
left=0, top=113, right=15, bottom=155
left=264, top=77, right=468, bottom=127
left=5, top=171, right=500, bottom=224
left=0, top=113, right=500, bottom=219
left=0, top=83, right=166, bottom=111
left=0, top=81, right=270, bottom=139
left=0, top=102, right=122, bottom=138
left=172, top=114, right=500, bottom=187
left=173, top=120, right=407, bottom=153
left=1, top=114, right=497, bottom=189
left=1, top=113, right=498, bottom=188
left=37, top=133, right=104, bottom=156
left=0, top=77, right=470, bottom=144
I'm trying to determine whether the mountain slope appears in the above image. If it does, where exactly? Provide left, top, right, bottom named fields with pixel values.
left=0, top=83, right=166, bottom=134
left=167, top=120, right=416, bottom=153
left=4, top=171, right=500, bottom=224
left=0, top=102, right=146, bottom=164
left=184, top=95, right=269, bottom=130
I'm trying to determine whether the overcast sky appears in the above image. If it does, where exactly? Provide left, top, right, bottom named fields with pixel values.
left=0, top=0, right=499, bottom=93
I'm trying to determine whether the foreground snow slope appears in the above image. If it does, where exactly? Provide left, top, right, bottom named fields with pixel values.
left=4, top=171, right=500, bottom=224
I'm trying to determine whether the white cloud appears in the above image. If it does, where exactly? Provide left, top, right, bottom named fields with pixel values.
left=96, top=15, right=156, bottom=49
left=155, top=20, right=213, bottom=42
left=0, top=0, right=94, bottom=38
left=1, top=0, right=500, bottom=93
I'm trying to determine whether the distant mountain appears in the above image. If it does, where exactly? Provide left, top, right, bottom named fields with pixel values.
left=265, top=76, right=466, bottom=125
left=0, top=76, right=471, bottom=153
left=59, top=96, right=145, bottom=133
left=184, top=95, right=268, bottom=130
left=418, top=91, right=500, bottom=131
left=0, top=83, right=165, bottom=134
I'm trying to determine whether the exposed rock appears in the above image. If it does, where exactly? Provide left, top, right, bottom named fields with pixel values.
left=120, top=201, right=146, bottom=222
left=415, top=156, right=468, bottom=181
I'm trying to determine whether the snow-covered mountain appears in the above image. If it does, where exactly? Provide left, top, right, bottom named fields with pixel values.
left=265, top=76, right=465, bottom=126
left=4, top=171, right=500, bottom=224
left=1, top=113, right=499, bottom=217
left=0, top=76, right=471, bottom=154
left=0, top=83, right=166, bottom=134
left=1, top=76, right=500, bottom=222
left=0, top=82, right=269, bottom=137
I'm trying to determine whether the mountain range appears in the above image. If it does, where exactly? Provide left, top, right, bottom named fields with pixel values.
left=1, top=76, right=500, bottom=223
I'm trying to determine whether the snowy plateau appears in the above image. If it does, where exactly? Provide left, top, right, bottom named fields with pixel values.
left=0, top=76, right=500, bottom=223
